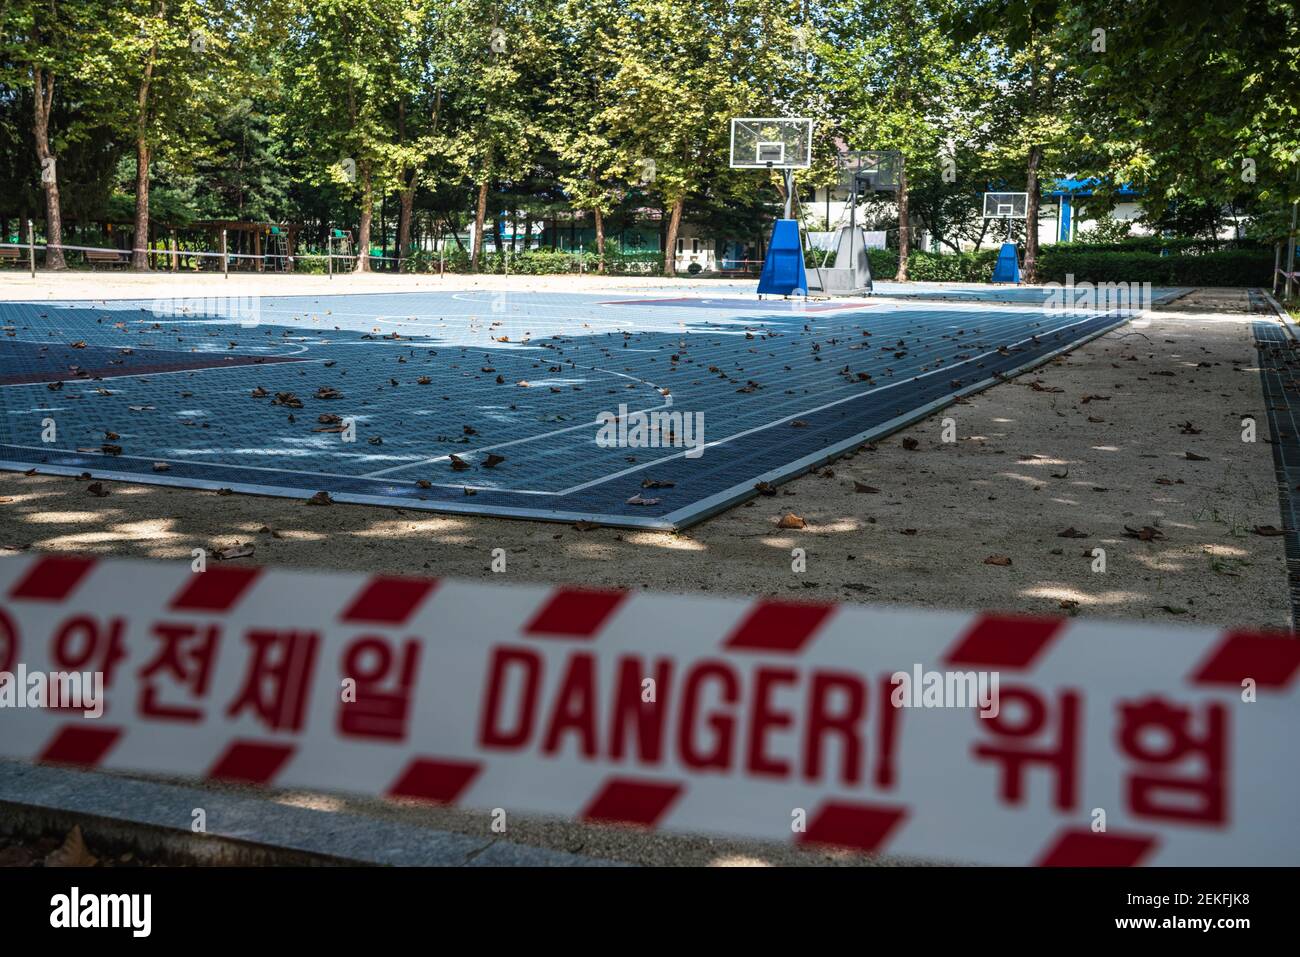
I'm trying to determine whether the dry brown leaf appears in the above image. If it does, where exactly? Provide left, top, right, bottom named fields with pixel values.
left=1123, top=525, right=1164, bottom=541
left=44, top=826, right=97, bottom=868
left=777, top=512, right=806, bottom=529
left=983, top=555, right=1012, bottom=566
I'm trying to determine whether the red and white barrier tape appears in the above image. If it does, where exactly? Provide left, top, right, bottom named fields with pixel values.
left=0, top=554, right=1297, bottom=866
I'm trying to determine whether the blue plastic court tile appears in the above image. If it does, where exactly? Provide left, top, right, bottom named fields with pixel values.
left=0, top=288, right=1152, bottom=529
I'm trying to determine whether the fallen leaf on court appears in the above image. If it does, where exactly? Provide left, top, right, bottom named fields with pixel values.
left=1087, top=415, right=1105, bottom=423
left=1058, top=599, right=1080, bottom=612
left=315, top=386, right=342, bottom=399
left=1123, top=525, right=1164, bottom=541
left=1185, top=451, right=1209, bottom=461
left=86, top=482, right=107, bottom=497
left=215, top=488, right=233, bottom=496
left=1180, top=421, right=1202, bottom=434
left=1057, top=527, right=1089, bottom=538
left=901, top=438, right=919, bottom=450
left=151, top=462, right=170, bottom=472
left=791, top=420, right=808, bottom=428
left=1159, top=605, right=1189, bottom=615
left=415, top=480, right=432, bottom=489
left=104, top=431, right=120, bottom=440
left=1252, top=525, right=1286, bottom=537
left=483, top=454, right=506, bottom=468
left=983, top=555, right=1012, bottom=566
left=853, top=482, right=880, bottom=493
left=449, top=455, right=470, bottom=471
left=318, top=413, right=342, bottom=424
left=306, top=491, right=333, bottom=505
left=573, top=521, right=601, bottom=531
left=626, top=494, right=660, bottom=506
left=44, top=826, right=97, bottom=868
left=251, top=386, right=269, bottom=397
left=900, top=528, right=918, bottom=536
left=367, top=436, right=382, bottom=445
left=754, top=482, right=777, bottom=496
left=216, top=544, right=254, bottom=560
left=641, top=478, right=675, bottom=489
left=777, top=512, right=806, bottom=529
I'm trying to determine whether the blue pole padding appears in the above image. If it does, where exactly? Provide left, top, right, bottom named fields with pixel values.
left=756, top=219, right=808, bottom=296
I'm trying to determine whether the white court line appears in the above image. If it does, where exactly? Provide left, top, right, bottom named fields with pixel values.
left=549, top=308, right=1127, bottom=495
left=0, top=442, right=563, bottom=495
left=3, top=297, right=1134, bottom=500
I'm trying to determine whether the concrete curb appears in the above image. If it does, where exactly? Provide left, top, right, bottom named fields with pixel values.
left=0, top=761, right=619, bottom=867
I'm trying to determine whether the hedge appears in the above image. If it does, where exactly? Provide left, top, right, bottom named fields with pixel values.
left=1035, top=248, right=1272, bottom=286
left=402, top=247, right=662, bottom=275
left=840, top=246, right=1271, bottom=286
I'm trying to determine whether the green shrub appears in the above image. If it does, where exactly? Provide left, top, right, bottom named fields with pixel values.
left=1036, top=247, right=1272, bottom=286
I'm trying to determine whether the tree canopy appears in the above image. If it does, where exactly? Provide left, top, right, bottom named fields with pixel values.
left=1, top=0, right=1294, bottom=273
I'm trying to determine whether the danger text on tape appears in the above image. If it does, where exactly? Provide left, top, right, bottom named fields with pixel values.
left=1, top=555, right=1298, bottom=866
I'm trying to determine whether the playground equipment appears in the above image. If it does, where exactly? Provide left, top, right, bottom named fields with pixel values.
left=983, top=192, right=1028, bottom=283
left=807, top=150, right=900, bottom=296
left=729, top=117, right=814, bottom=298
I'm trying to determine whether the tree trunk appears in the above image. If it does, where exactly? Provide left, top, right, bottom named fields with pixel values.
left=397, top=187, right=415, bottom=272
left=132, top=136, right=151, bottom=270
left=33, top=68, right=66, bottom=270
left=894, top=156, right=910, bottom=281
left=472, top=181, right=489, bottom=272
left=522, top=211, right=532, bottom=251
left=1024, top=144, right=1042, bottom=283
left=130, top=32, right=158, bottom=272
left=594, top=206, right=605, bottom=273
left=663, top=198, right=683, bottom=277
left=354, top=163, right=373, bottom=272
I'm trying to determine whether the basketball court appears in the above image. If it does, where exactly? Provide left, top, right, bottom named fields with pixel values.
left=0, top=284, right=1179, bottom=529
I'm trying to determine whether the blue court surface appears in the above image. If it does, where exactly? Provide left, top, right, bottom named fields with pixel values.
left=0, top=286, right=1179, bottom=529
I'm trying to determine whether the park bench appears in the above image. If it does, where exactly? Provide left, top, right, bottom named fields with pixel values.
left=85, top=247, right=128, bottom=269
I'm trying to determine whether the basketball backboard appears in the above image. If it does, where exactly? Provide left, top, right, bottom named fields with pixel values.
left=729, top=118, right=814, bottom=169
left=982, top=192, right=1029, bottom=219
left=838, top=150, right=901, bottom=191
